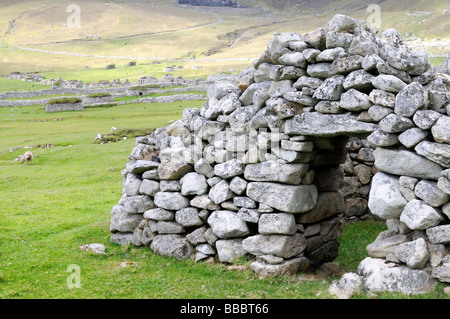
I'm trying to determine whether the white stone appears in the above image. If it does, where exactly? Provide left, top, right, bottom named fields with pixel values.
left=229, top=176, right=248, bottom=195
left=329, top=272, right=363, bottom=299
left=207, top=210, right=250, bottom=239
left=209, top=179, right=234, bottom=204
left=394, top=238, right=430, bottom=269
left=258, top=213, right=297, bottom=235
left=400, top=199, right=443, bottom=230
left=368, top=172, right=407, bottom=219
left=247, top=182, right=318, bottom=213
left=358, top=257, right=437, bottom=295
left=180, top=172, right=208, bottom=196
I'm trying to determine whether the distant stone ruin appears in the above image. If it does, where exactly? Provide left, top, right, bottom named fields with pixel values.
left=110, top=14, right=450, bottom=295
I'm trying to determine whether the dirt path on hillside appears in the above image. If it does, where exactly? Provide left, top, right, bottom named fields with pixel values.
left=0, top=43, right=254, bottom=62
left=0, top=8, right=257, bottom=62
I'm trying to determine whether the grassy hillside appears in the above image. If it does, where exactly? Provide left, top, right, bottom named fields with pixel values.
left=0, top=0, right=448, bottom=76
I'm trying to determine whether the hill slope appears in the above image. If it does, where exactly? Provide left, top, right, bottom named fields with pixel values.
left=0, top=0, right=448, bottom=75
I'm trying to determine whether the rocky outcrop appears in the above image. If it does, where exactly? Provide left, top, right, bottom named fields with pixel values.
left=110, top=14, right=450, bottom=295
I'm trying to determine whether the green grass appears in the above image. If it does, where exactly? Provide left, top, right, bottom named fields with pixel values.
left=0, top=77, right=51, bottom=93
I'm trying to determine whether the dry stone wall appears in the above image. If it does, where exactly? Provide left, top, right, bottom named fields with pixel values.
left=110, top=14, right=450, bottom=293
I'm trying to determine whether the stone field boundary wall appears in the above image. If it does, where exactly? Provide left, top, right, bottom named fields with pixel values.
left=109, top=14, right=450, bottom=295
left=45, top=102, right=84, bottom=113
left=0, top=84, right=209, bottom=108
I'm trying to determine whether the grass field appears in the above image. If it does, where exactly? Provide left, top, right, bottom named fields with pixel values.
left=0, top=97, right=449, bottom=300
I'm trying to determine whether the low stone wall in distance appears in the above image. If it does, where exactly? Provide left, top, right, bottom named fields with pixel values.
left=45, top=103, right=84, bottom=113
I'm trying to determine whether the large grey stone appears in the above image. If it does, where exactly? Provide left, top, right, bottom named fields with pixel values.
left=278, top=52, right=306, bottom=68
left=228, top=106, right=255, bottom=134
left=414, top=180, right=450, bottom=207
left=180, top=172, right=208, bottom=196
left=326, top=31, right=354, bottom=50
left=374, top=148, right=443, bottom=180
left=124, top=173, right=142, bottom=196
left=175, top=207, right=203, bottom=227
left=158, top=155, right=193, bottom=180
left=313, top=75, right=345, bottom=101
left=243, top=233, right=307, bottom=259
left=143, top=208, right=174, bottom=221
left=415, top=141, right=450, bottom=168
left=343, top=69, right=374, bottom=91
left=258, top=213, right=297, bottom=235
left=207, top=82, right=240, bottom=100
left=369, top=89, right=396, bottom=108
left=268, top=80, right=294, bottom=98
left=394, top=238, right=430, bottom=269
left=207, top=210, right=250, bottom=239
left=366, top=230, right=408, bottom=258
left=438, top=177, right=450, bottom=195
left=139, top=179, right=160, bottom=196
left=432, top=263, right=450, bottom=283
left=194, top=158, right=214, bottom=178
left=209, top=179, right=234, bottom=204
left=394, top=82, right=429, bottom=117
left=348, top=32, right=379, bottom=57
left=126, top=160, right=159, bottom=174
left=110, top=232, right=133, bottom=246
left=413, top=110, right=443, bottom=130
left=398, top=128, right=428, bottom=148
left=154, top=192, right=190, bottom=211
left=239, top=82, right=271, bottom=105
left=325, top=14, right=356, bottom=33
left=367, top=130, right=399, bottom=147
left=110, top=204, right=143, bottom=233
left=371, top=74, right=407, bottom=93
left=379, top=114, right=414, bottom=133
left=298, top=192, right=346, bottom=224
left=244, top=161, right=309, bottom=185
left=340, top=89, right=372, bottom=111
left=368, top=172, right=407, bottom=219
left=160, top=180, right=181, bottom=192
left=229, top=176, right=248, bottom=195
left=285, top=113, right=378, bottom=137
left=246, top=182, right=318, bottom=214
left=122, top=195, right=155, bottom=214
left=233, top=196, right=256, bottom=209
left=358, top=257, right=437, bottom=295
left=250, top=257, right=308, bottom=278
left=303, top=27, right=326, bottom=50
left=150, top=234, right=195, bottom=260
left=431, top=116, right=450, bottom=144
left=237, top=208, right=261, bottom=223
left=187, top=226, right=207, bottom=245
left=156, top=221, right=185, bottom=234
left=328, top=272, right=363, bottom=299
left=316, top=47, right=348, bottom=62
left=426, top=225, right=450, bottom=244
left=306, top=63, right=334, bottom=79
left=293, top=76, right=323, bottom=90
left=330, top=55, right=363, bottom=74
left=215, top=239, right=247, bottom=263
left=400, top=199, right=443, bottom=230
